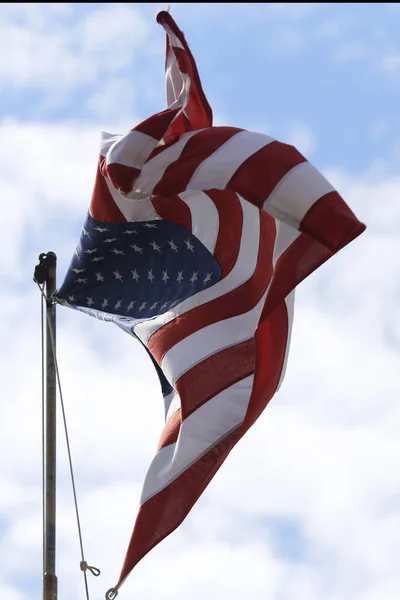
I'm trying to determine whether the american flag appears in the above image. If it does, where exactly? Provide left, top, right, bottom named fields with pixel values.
left=54, top=10, right=366, bottom=593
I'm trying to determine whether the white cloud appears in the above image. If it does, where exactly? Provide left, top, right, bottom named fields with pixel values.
left=380, top=52, right=400, bottom=72
left=86, top=77, right=137, bottom=121
left=315, top=17, right=351, bottom=40
left=0, top=4, right=152, bottom=92
left=333, top=40, right=371, bottom=63
left=270, top=26, right=304, bottom=53
left=264, top=3, right=333, bottom=19
left=172, top=2, right=333, bottom=22
left=370, top=118, right=391, bottom=141
left=284, top=120, right=316, bottom=156
left=0, top=585, right=27, bottom=600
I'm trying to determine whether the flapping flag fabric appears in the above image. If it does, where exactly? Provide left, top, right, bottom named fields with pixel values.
left=54, top=10, right=366, bottom=590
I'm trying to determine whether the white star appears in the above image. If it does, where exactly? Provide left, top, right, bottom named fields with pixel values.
left=95, top=272, right=105, bottom=282
left=71, top=267, right=85, bottom=274
left=91, top=256, right=104, bottom=262
left=75, top=278, right=87, bottom=284
left=68, top=295, right=75, bottom=302
left=95, top=226, right=109, bottom=233
left=103, top=237, right=117, bottom=243
left=148, top=269, right=155, bottom=283
left=203, top=272, right=213, bottom=284
left=101, top=298, right=109, bottom=309
left=124, top=229, right=137, bottom=235
left=130, top=244, right=143, bottom=254
left=74, top=248, right=80, bottom=258
left=131, top=269, right=140, bottom=282
left=127, top=301, right=135, bottom=311
left=168, top=239, right=178, bottom=252
left=115, top=300, right=122, bottom=310
left=190, top=271, right=198, bottom=284
left=161, top=301, right=169, bottom=310
left=185, top=239, right=195, bottom=252
left=177, top=271, right=184, bottom=284
left=150, top=240, right=162, bottom=253
left=144, top=223, right=158, bottom=229
left=138, top=301, right=147, bottom=311
left=113, top=269, right=123, bottom=282
left=150, top=302, right=159, bottom=310
left=82, top=227, right=91, bottom=238
left=111, top=248, right=125, bottom=255
left=162, top=270, right=169, bottom=284
left=87, top=297, right=94, bottom=307
left=84, top=248, right=98, bottom=254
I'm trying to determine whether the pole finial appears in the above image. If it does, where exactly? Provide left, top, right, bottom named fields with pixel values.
left=33, top=252, right=57, bottom=285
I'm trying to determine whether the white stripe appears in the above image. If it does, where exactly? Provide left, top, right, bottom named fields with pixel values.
left=187, top=130, right=275, bottom=191
left=105, top=129, right=158, bottom=169
left=99, top=131, right=123, bottom=157
left=104, top=177, right=161, bottom=222
left=166, top=47, right=183, bottom=107
left=161, top=291, right=267, bottom=385
left=273, top=219, right=301, bottom=267
left=276, top=290, right=295, bottom=391
left=164, top=389, right=181, bottom=422
left=162, top=23, right=185, bottom=50
left=131, top=129, right=204, bottom=199
left=264, top=161, right=335, bottom=227
left=164, top=72, right=191, bottom=113
left=134, top=197, right=259, bottom=345
left=179, top=190, right=220, bottom=254
left=140, top=375, right=254, bottom=505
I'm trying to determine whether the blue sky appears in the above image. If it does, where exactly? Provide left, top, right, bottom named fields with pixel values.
left=1, top=3, right=399, bottom=600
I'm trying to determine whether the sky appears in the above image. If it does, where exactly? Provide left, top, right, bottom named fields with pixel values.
left=1, top=2, right=399, bottom=600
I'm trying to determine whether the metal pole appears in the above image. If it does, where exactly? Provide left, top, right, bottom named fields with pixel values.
left=34, top=252, right=58, bottom=600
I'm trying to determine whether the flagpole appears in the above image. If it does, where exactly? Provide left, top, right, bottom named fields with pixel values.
left=34, top=252, right=58, bottom=600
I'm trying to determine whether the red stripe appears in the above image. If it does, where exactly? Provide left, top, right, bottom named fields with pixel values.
left=157, top=11, right=213, bottom=127
left=301, top=190, right=366, bottom=253
left=166, top=109, right=193, bottom=145
left=153, top=127, right=242, bottom=197
left=206, top=190, right=243, bottom=278
left=157, top=338, right=254, bottom=451
left=147, top=135, right=186, bottom=163
left=170, top=46, right=212, bottom=130
left=90, top=162, right=126, bottom=223
left=177, top=338, right=254, bottom=420
left=227, top=141, right=307, bottom=207
left=262, top=232, right=330, bottom=320
left=165, top=115, right=188, bottom=146
left=133, top=107, right=180, bottom=139
left=118, top=267, right=290, bottom=586
left=157, top=408, right=182, bottom=450
left=104, top=162, right=141, bottom=196
left=151, top=195, right=192, bottom=232
left=148, top=211, right=276, bottom=363
left=241, top=300, right=289, bottom=433
left=258, top=196, right=366, bottom=320
left=117, top=428, right=240, bottom=585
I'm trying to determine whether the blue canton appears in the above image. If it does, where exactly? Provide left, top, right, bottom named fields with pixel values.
left=54, top=214, right=222, bottom=320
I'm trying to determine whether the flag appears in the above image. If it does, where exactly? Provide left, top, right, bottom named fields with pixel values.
left=54, top=10, right=366, bottom=591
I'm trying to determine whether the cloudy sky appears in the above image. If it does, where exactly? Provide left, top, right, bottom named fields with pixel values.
left=1, top=3, right=399, bottom=600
